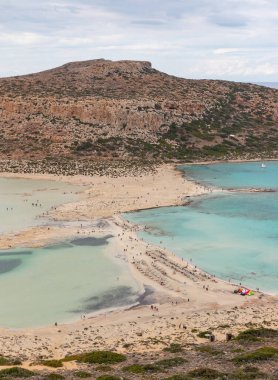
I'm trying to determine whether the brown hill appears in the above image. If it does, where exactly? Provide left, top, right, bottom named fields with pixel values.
left=0, top=59, right=277, bottom=161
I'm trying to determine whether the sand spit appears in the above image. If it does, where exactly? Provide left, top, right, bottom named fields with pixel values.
left=0, top=163, right=277, bottom=361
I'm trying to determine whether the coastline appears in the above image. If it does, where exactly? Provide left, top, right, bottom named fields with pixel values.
left=0, top=163, right=277, bottom=362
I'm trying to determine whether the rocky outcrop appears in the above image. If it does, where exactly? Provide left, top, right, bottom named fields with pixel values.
left=0, top=59, right=277, bottom=160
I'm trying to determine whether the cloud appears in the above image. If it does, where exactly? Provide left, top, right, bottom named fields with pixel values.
left=0, top=0, right=277, bottom=81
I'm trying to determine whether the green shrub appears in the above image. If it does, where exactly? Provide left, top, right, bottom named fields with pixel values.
left=123, top=364, right=147, bottom=374
left=187, top=367, right=224, bottom=379
left=74, top=371, right=92, bottom=378
left=156, top=357, right=187, bottom=368
left=0, top=356, right=21, bottom=366
left=233, top=347, right=278, bottom=363
left=63, top=351, right=126, bottom=364
left=227, top=366, right=266, bottom=379
left=96, top=376, right=121, bottom=380
left=45, top=374, right=65, bottom=380
left=163, top=343, right=183, bottom=353
left=95, top=366, right=112, bottom=372
left=123, top=363, right=159, bottom=373
left=40, top=359, right=63, bottom=368
left=164, top=375, right=191, bottom=380
left=196, top=345, right=222, bottom=356
left=236, top=328, right=278, bottom=342
left=0, top=366, right=35, bottom=378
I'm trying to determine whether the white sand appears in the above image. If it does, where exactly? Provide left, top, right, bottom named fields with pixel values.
left=0, top=164, right=277, bottom=362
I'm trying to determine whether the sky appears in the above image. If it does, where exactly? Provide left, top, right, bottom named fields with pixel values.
left=0, top=0, right=277, bottom=81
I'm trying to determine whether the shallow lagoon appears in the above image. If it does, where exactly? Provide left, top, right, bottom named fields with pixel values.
left=126, top=162, right=278, bottom=294
left=0, top=177, right=81, bottom=234
left=0, top=236, right=140, bottom=328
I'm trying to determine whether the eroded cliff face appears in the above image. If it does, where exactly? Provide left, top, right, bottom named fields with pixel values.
left=0, top=59, right=277, bottom=160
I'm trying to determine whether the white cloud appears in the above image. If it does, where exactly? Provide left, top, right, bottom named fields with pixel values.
left=0, top=0, right=277, bottom=81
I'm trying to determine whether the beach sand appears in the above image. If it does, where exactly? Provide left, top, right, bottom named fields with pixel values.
left=0, top=163, right=277, bottom=364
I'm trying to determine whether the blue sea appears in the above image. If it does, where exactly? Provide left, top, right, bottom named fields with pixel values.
left=125, top=161, right=278, bottom=294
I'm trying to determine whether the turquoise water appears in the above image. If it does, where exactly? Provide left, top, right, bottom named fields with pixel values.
left=0, top=178, right=82, bottom=234
left=181, top=161, right=278, bottom=190
left=125, top=162, right=278, bottom=294
left=0, top=237, right=139, bottom=328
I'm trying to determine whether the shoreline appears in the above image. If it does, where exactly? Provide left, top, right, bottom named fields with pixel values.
left=0, top=162, right=277, bottom=360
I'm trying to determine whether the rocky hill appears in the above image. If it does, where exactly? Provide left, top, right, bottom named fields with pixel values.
left=0, top=59, right=277, bottom=161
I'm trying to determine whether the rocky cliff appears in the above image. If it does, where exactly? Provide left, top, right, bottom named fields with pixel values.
left=0, top=59, right=277, bottom=161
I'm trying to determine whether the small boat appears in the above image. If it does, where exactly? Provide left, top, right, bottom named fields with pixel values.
left=261, top=163, right=266, bottom=168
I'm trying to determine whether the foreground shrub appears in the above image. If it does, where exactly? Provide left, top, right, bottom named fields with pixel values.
left=236, top=328, right=278, bottom=342
left=96, top=376, right=121, bottom=380
left=74, top=371, right=92, bottom=378
left=227, top=366, right=266, bottom=379
left=0, top=356, right=22, bottom=366
left=196, top=345, right=222, bottom=356
left=233, top=346, right=278, bottom=363
left=44, top=374, right=65, bottom=380
left=163, top=343, right=183, bottom=353
left=0, top=366, right=35, bottom=378
left=123, top=363, right=159, bottom=373
left=40, top=359, right=63, bottom=368
left=156, top=357, right=187, bottom=368
left=63, top=351, right=126, bottom=364
left=186, top=367, right=224, bottom=379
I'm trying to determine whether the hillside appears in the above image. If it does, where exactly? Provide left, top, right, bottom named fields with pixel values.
left=0, top=59, right=277, bottom=162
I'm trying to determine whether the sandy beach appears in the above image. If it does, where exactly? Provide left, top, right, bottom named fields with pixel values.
left=0, top=163, right=277, bottom=366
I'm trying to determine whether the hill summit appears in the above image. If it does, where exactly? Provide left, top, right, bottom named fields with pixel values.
left=0, top=59, right=277, bottom=161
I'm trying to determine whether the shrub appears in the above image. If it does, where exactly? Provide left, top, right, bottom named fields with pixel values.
left=45, top=374, right=65, bottom=380
left=63, top=351, right=126, bottom=364
left=164, top=375, right=191, bottom=380
left=96, top=376, right=121, bottom=380
left=196, top=345, right=222, bottom=356
left=74, top=371, right=92, bottom=378
left=40, top=359, right=63, bottom=368
left=123, top=363, right=159, bottom=373
left=163, top=343, right=183, bottom=353
left=228, top=366, right=266, bottom=379
left=0, top=366, right=35, bottom=378
left=233, top=347, right=278, bottom=363
left=0, top=356, right=22, bottom=366
left=187, top=367, right=224, bottom=379
left=95, top=366, right=112, bottom=372
left=236, top=328, right=278, bottom=342
left=156, top=357, right=187, bottom=368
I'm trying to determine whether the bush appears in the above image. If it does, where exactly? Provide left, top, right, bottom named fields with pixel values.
left=187, top=367, right=224, bottom=379
left=40, top=359, right=63, bottom=368
left=63, top=351, right=126, bottom=364
left=164, top=375, right=191, bottom=380
left=228, top=366, right=266, bottom=379
left=163, top=343, right=183, bottom=353
left=0, top=356, right=22, bottom=366
left=123, top=363, right=159, bottom=373
left=0, top=366, right=35, bottom=378
left=233, top=347, right=278, bottom=363
left=156, top=357, right=187, bottom=368
left=74, top=371, right=92, bottom=378
left=96, top=376, right=121, bottom=380
left=236, top=328, right=278, bottom=342
left=45, top=374, right=65, bottom=380
left=196, top=345, right=222, bottom=356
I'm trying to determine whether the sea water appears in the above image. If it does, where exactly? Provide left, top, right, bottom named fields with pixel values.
left=0, top=178, right=82, bottom=234
left=0, top=178, right=140, bottom=328
left=0, top=236, right=140, bottom=328
left=125, top=161, right=278, bottom=294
